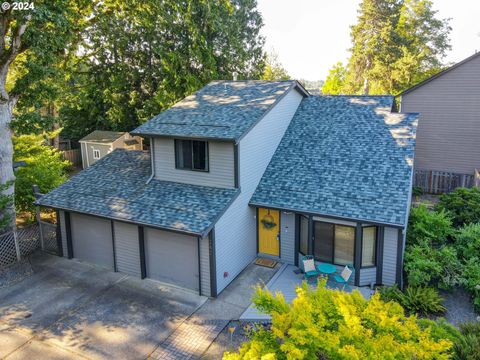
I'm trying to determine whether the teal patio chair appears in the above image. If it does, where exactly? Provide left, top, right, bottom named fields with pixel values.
left=300, top=255, right=320, bottom=281
left=333, top=264, right=354, bottom=291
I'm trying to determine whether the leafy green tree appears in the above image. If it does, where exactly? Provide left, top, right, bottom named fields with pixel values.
left=13, top=132, right=69, bottom=218
left=322, top=62, right=347, bottom=94
left=262, top=51, right=290, bottom=81
left=343, top=0, right=450, bottom=94
left=224, top=279, right=453, bottom=359
left=57, top=0, right=265, bottom=140
left=0, top=0, right=91, bottom=231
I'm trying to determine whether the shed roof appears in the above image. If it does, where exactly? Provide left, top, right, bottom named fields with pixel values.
left=79, top=130, right=126, bottom=144
left=250, top=95, right=419, bottom=227
left=37, top=150, right=238, bottom=236
left=131, top=80, right=308, bottom=141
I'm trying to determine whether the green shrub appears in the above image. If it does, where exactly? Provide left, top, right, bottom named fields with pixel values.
left=452, top=322, right=480, bottom=360
left=454, top=222, right=480, bottom=258
left=412, top=186, right=423, bottom=197
left=379, top=285, right=446, bottom=315
left=224, top=280, right=453, bottom=359
left=378, top=284, right=404, bottom=304
left=401, top=286, right=446, bottom=315
left=13, top=133, right=70, bottom=217
left=404, top=244, right=462, bottom=289
left=462, top=258, right=480, bottom=312
left=436, top=187, right=480, bottom=227
left=407, top=205, right=453, bottom=247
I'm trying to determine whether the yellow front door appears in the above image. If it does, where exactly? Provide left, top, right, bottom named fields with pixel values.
left=258, top=208, right=280, bottom=257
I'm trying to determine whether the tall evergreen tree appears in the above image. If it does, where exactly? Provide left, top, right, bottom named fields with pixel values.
left=344, top=0, right=450, bottom=95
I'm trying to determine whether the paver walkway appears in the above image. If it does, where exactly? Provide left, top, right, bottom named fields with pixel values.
left=151, top=320, right=228, bottom=359
left=151, top=261, right=280, bottom=359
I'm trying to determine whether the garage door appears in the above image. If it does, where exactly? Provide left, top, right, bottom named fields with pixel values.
left=71, top=213, right=114, bottom=270
left=145, top=228, right=199, bottom=291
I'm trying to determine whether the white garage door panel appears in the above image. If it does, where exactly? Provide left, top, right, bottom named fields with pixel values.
left=145, top=228, right=199, bottom=291
left=71, top=213, right=114, bottom=270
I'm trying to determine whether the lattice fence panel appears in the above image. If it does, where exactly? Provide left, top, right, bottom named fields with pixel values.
left=18, top=225, right=40, bottom=257
left=41, top=222, right=59, bottom=255
left=0, top=232, right=18, bottom=269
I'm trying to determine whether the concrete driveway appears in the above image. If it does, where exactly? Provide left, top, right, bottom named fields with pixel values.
left=0, top=252, right=206, bottom=359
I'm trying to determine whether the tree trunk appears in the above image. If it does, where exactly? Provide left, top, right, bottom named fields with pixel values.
left=0, top=100, right=15, bottom=231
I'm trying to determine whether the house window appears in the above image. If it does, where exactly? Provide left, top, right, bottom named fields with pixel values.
left=299, top=215, right=309, bottom=255
left=175, top=139, right=209, bottom=171
left=362, top=226, right=377, bottom=267
left=313, top=222, right=355, bottom=266
left=93, top=149, right=100, bottom=159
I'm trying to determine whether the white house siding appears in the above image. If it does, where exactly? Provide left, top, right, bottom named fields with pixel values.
left=59, top=210, right=67, bottom=257
left=214, top=88, right=304, bottom=293
left=153, top=138, right=235, bottom=188
left=359, top=267, right=377, bottom=287
left=280, top=212, right=295, bottom=264
left=113, top=221, right=141, bottom=277
left=199, top=236, right=211, bottom=297
left=382, top=227, right=398, bottom=285
left=400, top=54, right=480, bottom=174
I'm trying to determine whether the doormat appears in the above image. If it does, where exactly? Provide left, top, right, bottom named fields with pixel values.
left=254, top=258, right=277, bottom=268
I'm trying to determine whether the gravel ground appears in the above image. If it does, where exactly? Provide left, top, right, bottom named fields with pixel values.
left=0, top=259, right=33, bottom=288
left=441, top=289, right=479, bottom=326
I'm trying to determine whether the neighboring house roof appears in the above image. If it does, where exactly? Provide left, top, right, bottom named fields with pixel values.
left=250, top=95, right=419, bottom=227
left=36, top=150, right=239, bottom=236
left=79, top=130, right=126, bottom=144
left=400, top=51, right=480, bottom=96
left=131, top=80, right=308, bottom=141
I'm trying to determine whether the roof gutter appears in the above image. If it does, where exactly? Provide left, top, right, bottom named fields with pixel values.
left=248, top=202, right=405, bottom=229
left=36, top=203, right=204, bottom=237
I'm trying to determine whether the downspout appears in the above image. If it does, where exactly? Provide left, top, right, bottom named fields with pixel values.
left=146, top=137, right=155, bottom=184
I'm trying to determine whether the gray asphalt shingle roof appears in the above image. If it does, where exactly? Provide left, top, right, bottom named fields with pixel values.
left=250, top=95, right=419, bottom=227
left=37, top=150, right=238, bottom=235
left=131, top=80, right=305, bottom=141
left=79, top=130, right=125, bottom=143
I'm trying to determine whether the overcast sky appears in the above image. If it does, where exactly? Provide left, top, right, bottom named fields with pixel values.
left=257, top=0, right=480, bottom=81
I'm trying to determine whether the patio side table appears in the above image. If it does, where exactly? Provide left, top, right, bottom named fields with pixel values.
left=317, top=262, right=336, bottom=279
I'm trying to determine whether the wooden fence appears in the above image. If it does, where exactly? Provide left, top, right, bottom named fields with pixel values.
left=414, top=170, right=475, bottom=194
left=61, top=148, right=81, bottom=167
left=475, top=169, right=480, bottom=188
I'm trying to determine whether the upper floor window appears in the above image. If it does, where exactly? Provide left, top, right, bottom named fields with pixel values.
left=175, top=139, right=209, bottom=172
left=93, top=149, right=101, bottom=159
